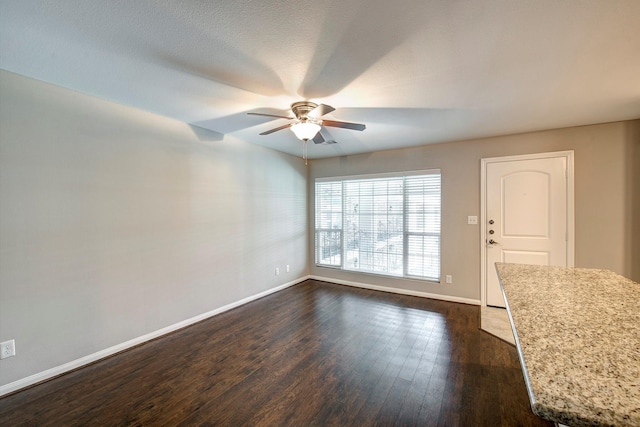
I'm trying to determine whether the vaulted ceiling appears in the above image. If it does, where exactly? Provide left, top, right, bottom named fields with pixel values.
left=1, top=0, right=639, bottom=158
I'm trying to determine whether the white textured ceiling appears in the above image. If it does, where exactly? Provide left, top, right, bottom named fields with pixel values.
left=1, top=0, right=639, bottom=159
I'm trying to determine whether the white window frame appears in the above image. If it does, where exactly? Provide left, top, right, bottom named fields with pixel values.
left=315, top=169, right=441, bottom=282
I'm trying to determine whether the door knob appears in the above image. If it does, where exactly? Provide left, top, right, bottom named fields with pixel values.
left=488, top=239, right=498, bottom=245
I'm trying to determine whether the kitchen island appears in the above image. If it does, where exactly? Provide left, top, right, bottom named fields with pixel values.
left=495, top=263, right=640, bottom=427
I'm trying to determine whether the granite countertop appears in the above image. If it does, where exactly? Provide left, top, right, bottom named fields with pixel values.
left=495, top=263, right=640, bottom=427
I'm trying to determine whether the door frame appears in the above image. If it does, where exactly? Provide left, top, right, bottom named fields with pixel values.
left=480, top=150, right=575, bottom=306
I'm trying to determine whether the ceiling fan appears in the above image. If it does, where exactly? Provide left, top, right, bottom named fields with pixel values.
left=247, top=101, right=366, bottom=145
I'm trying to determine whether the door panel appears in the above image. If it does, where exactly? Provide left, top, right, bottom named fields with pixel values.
left=503, top=171, right=550, bottom=237
left=502, top=250, right=550, bottom=265
left=485, top=157, right=568, bottom=307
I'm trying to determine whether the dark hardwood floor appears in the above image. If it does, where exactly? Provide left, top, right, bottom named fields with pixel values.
left=0, top=280, right=552, bottom=426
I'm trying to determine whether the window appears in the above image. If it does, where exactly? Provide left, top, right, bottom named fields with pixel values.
left=315, top=170, right=441, bottom=282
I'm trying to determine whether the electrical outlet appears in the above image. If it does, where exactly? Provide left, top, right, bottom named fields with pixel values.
left=445, top=275, right=453, bottom=284
left=467, top=216, right=478, bottom=225
left=286, top=265, right=290, bottom=273
left=275, top=267, right=280, bottom=276
left=0, top=340, right=15, bottom=359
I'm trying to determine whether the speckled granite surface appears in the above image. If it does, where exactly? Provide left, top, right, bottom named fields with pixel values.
left=495, top=263, right=640, bottom=427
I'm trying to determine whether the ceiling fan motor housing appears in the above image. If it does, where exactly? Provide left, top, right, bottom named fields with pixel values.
left=291, top=101, right=319, bottom=121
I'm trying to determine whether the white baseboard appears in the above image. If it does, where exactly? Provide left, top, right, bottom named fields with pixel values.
left=310, top=275, right=481, bottom=306
left=1, top=274, right=478, bottom=397
left=0, top=276, right=310, bottom=397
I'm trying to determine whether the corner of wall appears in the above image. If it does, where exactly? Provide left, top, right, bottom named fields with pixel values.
left=625, top=120, right=640, bottom=281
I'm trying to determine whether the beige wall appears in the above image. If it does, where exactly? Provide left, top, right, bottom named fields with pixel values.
left=309, top=120, right=640, bottom=300
left=0, top=71, right=308, bottom=387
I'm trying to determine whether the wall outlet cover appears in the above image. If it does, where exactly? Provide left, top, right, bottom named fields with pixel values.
left=0, top=340, right=15, bottom=359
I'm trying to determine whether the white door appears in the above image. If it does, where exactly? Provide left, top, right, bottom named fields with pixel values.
left=484, top=155, right=570, bottom=307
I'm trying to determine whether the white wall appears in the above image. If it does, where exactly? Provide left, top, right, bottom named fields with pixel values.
left=0, top=70, right=308, bottom=388
left=309, top=120, right=640, bottom=301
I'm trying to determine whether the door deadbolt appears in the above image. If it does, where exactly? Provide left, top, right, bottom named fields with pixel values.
left=489, top=230, right=494, bottom=234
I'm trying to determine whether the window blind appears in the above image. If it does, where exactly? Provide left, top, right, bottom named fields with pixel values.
left=315, top=171, right=441, bottom=282
left=315, top=181, right=342, bottom=267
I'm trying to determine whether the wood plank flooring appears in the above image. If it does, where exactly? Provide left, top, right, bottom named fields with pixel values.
left=0, top=280, right=553, bottom=426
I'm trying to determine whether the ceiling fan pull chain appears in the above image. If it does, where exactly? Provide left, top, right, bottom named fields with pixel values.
left=303, top=140, right=308, bottom=166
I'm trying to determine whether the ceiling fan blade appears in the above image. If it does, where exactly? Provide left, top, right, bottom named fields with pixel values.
left=248, top=112, right=294, bottom=119
left=313, top=131, right=337, bottom=145
left=308, top=103, right=335, bottom=119
left=322, top=120, right=366, bottom=131
left=259, top=123, right=293, bottom=135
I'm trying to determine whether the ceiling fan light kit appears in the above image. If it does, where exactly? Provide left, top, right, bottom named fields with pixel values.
left=290, top=121, right=321, bottom=141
